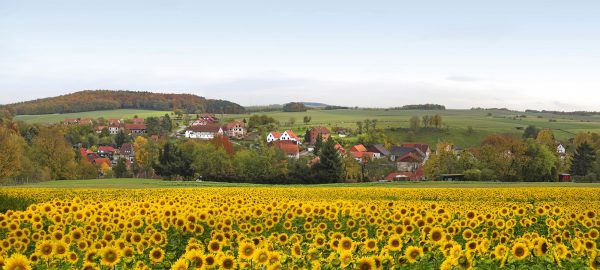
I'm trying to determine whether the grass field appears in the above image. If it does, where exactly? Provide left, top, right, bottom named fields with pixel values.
left=10, top=178, right=600, bottom=189
left=226, top=109, right=600, bottom=147
left=14, top=109, right=173, bottom=124
left=14, top=108, right=600, bottom=147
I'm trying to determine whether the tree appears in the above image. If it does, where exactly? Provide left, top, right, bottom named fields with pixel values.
left=409, top=116, right=421, bottom=132
left=432, top=114, right=443, bottom=129
left=31, top=127, right=77, bottom=180
left=314, top=133, right=323, bottom=154
left=133, top=136, right=160, bottom=178
left=521, top=140, right=559, bottom=181
left=424, top=141, right=461, bottom=179
left=76, top=159, right=99, bottom=179
left=523, top=125, right=540, bottom=139
left=154, top=141, right=188, bottom=179
left=113, top=159, right=130, bottom=178
left=0, top=126, right=24, bottom=180
left=313, top=139, right=343, bottom=183
left=303, top=116, right=312, bottom=124
left=535, top=129, right=555, bottom=148
left=283, top=102, right=307, bottom=112
left=422, top=115, right=431, bottom=128
left=356, top=121, right=363, bottom=134
left=115, top=130, right=129, bottom=148
left=100, top=162, right=111, bottom=177
left=570, top=142, right=596, bottom=176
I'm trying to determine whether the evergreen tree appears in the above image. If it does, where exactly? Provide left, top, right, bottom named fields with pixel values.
left=115, top=130, right=128, bottom=148
left=570, top=142, right=596, bottom=176
left=113, top=159, right=130, bottom=178
left=313, top=139, right=343, bottom=183
left=314, top=133, right=323, bottom=154
left=523, top=125, right=540, bottom=139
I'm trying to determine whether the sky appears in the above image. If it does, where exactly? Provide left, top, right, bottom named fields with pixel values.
left=1, top=1, right=600, bottom=110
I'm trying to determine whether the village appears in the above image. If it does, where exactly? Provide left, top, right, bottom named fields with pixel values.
left=62, top=112, right=571, bottom=182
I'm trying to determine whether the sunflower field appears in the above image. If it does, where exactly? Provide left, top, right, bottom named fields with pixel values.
left=0, top=187, right=599, bottom=270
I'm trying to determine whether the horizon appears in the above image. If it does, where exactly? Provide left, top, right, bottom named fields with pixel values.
left=2, top=1, right=600, bottom=111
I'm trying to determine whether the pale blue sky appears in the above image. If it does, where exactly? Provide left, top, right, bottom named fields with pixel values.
left=1, top=1, right=600, bottom=110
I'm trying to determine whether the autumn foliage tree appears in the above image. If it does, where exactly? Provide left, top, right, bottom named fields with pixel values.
left=31, top=127, right=77, bottom=180
left=0, top=126, right=24, bottom=180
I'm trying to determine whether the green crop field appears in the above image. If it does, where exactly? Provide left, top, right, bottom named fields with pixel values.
left=14, top=109, right=173, bottom=124
left=225, top=109, right=600, bottom=147
left=8, top=178, right=599, bottom=189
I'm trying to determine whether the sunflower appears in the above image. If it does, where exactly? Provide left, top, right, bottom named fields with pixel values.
left=553, top=244, right=568, bottom=260
left=149, top=247, right=165, bottom=264
left=207, top=240, right=221, bottom=253
left=339, top=237, right=354, bottom=252
left=204, top=254, right=216, bottom=268
left=511, top=243, right=529, bottom=260
left=533, top=238, right=550, bottom=257
left=239, top=241, right=255, bottom=259
left=54, top=241, right=69, bottom=258
left=3, top=253, right=31, bottom=270
left=254, top=248, right=270, bottom=266
left=185, top=250, right=204, bottom=269
left=100, top=246, right=121, bottom=267
left=429, top=227, right=445, bottom=244
left=387, top=234, right=403, bottom=252
left=405, top=246, right=424, bottom=263
left=493, top=244, right=508, bottom=261
left=363, top=239, right=378, bottom=253
left=589, top=254, right=600, bottom=270
left=35, top=240, right=54, bottom=260
left=170, top=258, right=189, bottom=270
left=340, top=252, right=353, bottom=268
left=355, top=256, right=376, bottom=270
left=219, top=254, right=236, bottom=270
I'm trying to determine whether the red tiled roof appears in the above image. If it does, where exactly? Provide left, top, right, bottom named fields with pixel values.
left=96, top=125, right=108, bottom=131
left=79, top=118, right=93, bottom=125
left=311, top=126, right=330, bottom=134
left=269, top=132, right=282, bottom=139
left=223, top=121, right=245, bottom=130
left=187, top=124, right=222, bottom=133
left=272, top=140, right=299, bottom=155
left=352, top=151, right=376, bottom=159
left=64, top=118, right=78, bottom=123
left=80, top=148, right=88, bottom=159
left=98, top=146, right=116, bottom=153
left=125, top=124, right=147, bottom=130
left=284, top=130, right=300, bottom=141
left=350, top=144, right=367, bottom=153
left=397, top=152, right=423, bottom=162
left=93, top=158, right=111, bottom=167
left=132, top=118, right=144, bottom=124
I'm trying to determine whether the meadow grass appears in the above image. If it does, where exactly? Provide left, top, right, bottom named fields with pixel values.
left=10, top=178, right=599, bottom=189
left=14, top=109, right=172, bottom=124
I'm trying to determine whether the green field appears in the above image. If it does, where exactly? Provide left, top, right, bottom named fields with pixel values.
left=14, top=109, right=173, bottom=124
left=226, top=109, right=600, bottom=147
left=14, top=108, right=600, bottom=147
left=9, top=178, right=600, bottom=189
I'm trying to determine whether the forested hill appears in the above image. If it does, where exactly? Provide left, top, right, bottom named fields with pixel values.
left=3, top=90, right=246, bottom=115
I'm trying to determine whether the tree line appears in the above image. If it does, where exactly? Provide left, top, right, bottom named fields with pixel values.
left=3, top=90, right=246, bottom=115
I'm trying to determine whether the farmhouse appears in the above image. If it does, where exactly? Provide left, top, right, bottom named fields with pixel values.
left=63, top=118, right=79, bottom=125
left=97, top=146, right=116, bottom=158
left=271, top=140, right=300, bottom=159
left=185, top=124, right=224, bottom=139
left=120, top=143, right=134, bottom=161
left=132, top=118, right=145, bottom=125
left=266, top=130, right=302, bottom=144
left=389, top=144, right=430, bottom=172
left=350, top=144, right=379, bottom=163
left=192, top=113, right=218, bottom=126
left=222, top=121, right=246, bottom=138
left=109, top=124, right=121, bottom=135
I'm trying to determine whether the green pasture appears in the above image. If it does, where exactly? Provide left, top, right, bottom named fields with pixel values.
left=14, top=109, right=173, bottom=124
left=8, top=178, right=599, bottom=189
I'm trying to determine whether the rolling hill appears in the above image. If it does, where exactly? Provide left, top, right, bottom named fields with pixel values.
left=2, top=90, right=245, bottom=115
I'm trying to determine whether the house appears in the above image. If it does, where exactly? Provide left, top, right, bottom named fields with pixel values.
left=120, top=143, right=134, bottom=161
left=389, top=145, right=430, bottom=172
left=222, top=121, right=246, bottom=138
left=280, top=130, right=301, bottom=144
left=271, top=140, right=300, bottom=159
left=309, top=127, right=331, bottom=145
left=92, top=158, right=111, bottom=168
left=108, top=119, right=121, bottom=126
left=64, top=118, right=79, bottom=125
left=192, top=114, right=218, bottom=126
left=109, top=124, right=121, bottom=135
left=266, top=130, right=302, bottom=144
left=79, top=118, right=93, bottom=126
left=557, top=144, right=566, bottom=156
left=350, top=144, right=379, bottom=163
left=125, top=124, right=147, bottom=135
left=132, top=118, right=145, bottom=125
left=266, top=132, right=282, bottom=143
left=335, top=144, right=347, bottom=156
left=368, top=144, right=390, bottom=157
left=185, top=124, right=224, bottom=139
left=96, top=126, right=108, bottom=134
left=97, top=146, right=117, bottom=158
left=333, top=127, right=351, bottom=137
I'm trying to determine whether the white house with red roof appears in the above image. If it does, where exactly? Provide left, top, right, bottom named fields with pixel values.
left=266, top=130, right=302, bottom=144
left=185, top=124, right=224, bottom=139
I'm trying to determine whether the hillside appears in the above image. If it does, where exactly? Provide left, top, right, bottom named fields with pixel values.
left=3, top=90, right=245, bottom=115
